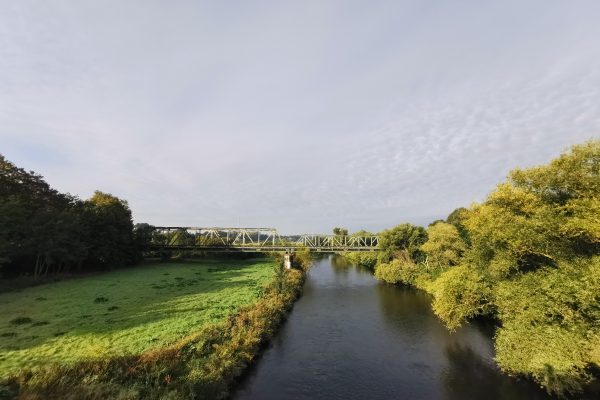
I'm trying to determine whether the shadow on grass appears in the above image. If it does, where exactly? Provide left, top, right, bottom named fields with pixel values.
left=0, top=260, right=273, bottom=353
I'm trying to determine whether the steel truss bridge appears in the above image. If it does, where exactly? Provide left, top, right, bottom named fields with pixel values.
left=149, top=227, right=380, bottom=252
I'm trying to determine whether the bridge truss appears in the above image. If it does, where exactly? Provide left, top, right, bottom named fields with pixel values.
left=149, top=227, right=379, bottom=252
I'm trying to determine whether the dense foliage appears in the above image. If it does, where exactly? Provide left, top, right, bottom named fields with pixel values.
left=377, top=223, right=427, bottom=263
left=344, top=251, right=378, bottom=270
left=332, top=227, right=349, bottom=236
left=0, top=155, right=142, bottom=278
left=372, top=140, right=600, bottom=395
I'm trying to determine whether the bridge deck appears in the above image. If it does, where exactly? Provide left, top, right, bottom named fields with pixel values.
left=149, top=245, right=379, bottom=253
left=149, top=227, right=380, bottom=252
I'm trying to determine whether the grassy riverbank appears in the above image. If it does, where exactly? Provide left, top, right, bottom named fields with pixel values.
left=0, top=258, right=306, bottom=399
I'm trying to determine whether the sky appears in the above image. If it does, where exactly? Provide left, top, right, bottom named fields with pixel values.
left=1, top=1, right=599, bottom=234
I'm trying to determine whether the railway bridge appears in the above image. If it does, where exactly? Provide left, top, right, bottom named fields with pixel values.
left=149, top=227, right=379, bottom=255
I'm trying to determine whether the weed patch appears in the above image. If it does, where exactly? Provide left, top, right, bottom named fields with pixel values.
left=9, top=317, right=32, bottom=325
left=94, top=297, right=109, bottom=303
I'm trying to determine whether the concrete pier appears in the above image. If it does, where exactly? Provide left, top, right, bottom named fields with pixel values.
left=284, top=252, right=294, bottom=269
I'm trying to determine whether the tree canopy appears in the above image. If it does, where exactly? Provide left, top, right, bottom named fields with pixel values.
left=332, top=227, right=349, bottom=236
left=372, top=140, right=600, bottom=395
left=0, top=155, right=143, bottom=277
left=377, top=223, right=427, bottom=263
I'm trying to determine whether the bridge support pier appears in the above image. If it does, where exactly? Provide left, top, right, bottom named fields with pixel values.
left=284, top=252, right=294, bottom=269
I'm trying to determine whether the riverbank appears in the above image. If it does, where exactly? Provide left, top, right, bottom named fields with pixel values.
left=1, top=259, right=307, bottom=399
left=233, top=256, right=552, bottom=400
left=370, top=255, right=600, bottom=399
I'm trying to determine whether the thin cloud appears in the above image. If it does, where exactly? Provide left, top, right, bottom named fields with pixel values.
left=1, top=1, right=599, bottom=233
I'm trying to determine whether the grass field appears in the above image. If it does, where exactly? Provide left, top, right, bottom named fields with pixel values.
left=0, top=259, right=275, bottom=378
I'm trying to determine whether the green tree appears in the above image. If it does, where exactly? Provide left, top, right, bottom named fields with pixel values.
left=445, top=207, right=470, bottom=242
left=492, top=256, right=600, bottom=394
left=350, top=229, right=374, bottom=236
left=82, top=191, right=136, bottom=269
left=133, top=223, right=155, bottom=260
left=429, top=141, right=600, bottom=395
left=374, top=250, right=419, bottom=285
left=0, top=155, right=86, bottom=276
left=377, top=223, right=427, bottom=263
left=332, top=227, right=349, bottom=236
left=429, top=264, right=494, bottom=330
left=421, top=222, right=466, bottom=270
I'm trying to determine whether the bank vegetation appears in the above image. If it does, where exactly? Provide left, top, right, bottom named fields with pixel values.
left=364, top=140, right=600, bottom=396
left=1, top=260, right=306, bottom=399
left=0, top=154, right=310, bottom=399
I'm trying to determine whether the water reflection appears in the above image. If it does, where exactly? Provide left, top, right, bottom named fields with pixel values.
left=330, top=254, right=352, bottom=276
left=232, top=256, right=554, bottom=400
left=442, top=343, right=550, bottom=400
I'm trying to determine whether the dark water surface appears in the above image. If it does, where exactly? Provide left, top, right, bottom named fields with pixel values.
left=232, top=256, right=552, bottom=400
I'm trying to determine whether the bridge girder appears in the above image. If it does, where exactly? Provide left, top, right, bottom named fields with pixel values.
left=150, top=227, right=379, bottom=252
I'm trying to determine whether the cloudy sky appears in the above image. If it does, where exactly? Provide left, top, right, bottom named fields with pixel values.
left=1, top=1, right=599, bottom=233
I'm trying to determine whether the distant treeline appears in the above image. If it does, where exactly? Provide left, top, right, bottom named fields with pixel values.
left=351, top=140, right=600, bottom=396
left=0, top=155, right=148, bottom=278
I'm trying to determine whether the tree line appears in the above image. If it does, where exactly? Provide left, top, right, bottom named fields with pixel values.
left=0, top=155, right=148, bottom=278
left=361, top=140, right=599, bottom=396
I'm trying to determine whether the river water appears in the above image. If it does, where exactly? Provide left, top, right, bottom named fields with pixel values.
left=232, top=255, right=552, bottom=400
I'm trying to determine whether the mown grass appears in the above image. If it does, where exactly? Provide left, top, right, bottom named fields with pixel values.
left=0, top=259, right=274, bottom=379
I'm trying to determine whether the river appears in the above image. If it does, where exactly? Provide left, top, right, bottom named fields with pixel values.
left=231, top=255, right=553, bottom=400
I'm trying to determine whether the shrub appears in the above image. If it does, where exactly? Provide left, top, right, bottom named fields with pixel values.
left=429, top=265, right=493, bottom=331
left=344, top=252, right=378, bottom=270
left=374, top=251, right=418, bottom=285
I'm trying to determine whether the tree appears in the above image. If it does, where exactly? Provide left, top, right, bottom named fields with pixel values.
left=332, top=227, right=349, bottom=236
left=445, top=207, right=471, bottom=242
left=374, top=250, right=419, bottom=285
left=0, top=155, right=86, bottom=276
left=133, top=223, right=155, bottom=260
left=421, top=222, right=466, bottom=270
left=377, top=223, right=427, bottom=263
left=429, top=265, right=493, bottom=330
left=350, top=229, right=374, bottom=236
left=429, top=140, right=600, bottom=395
left=82, top=191, right=136, bottom=269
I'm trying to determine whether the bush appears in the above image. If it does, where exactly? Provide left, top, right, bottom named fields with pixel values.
left=374, top=251, right=418, bottom=285
left=344, top=252, right=378, bottom=270
left=9, top=317, right=32, bottom=325
left=429, top=265, right=493, bottom=331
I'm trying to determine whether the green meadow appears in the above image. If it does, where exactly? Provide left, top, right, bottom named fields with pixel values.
left=0, top=259, right=275, bottom=378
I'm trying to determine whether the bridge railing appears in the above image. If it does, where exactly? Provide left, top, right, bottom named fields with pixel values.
left=294, top=234, right=379, bottom=248
left=149, top=227, right=379, bottom=250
